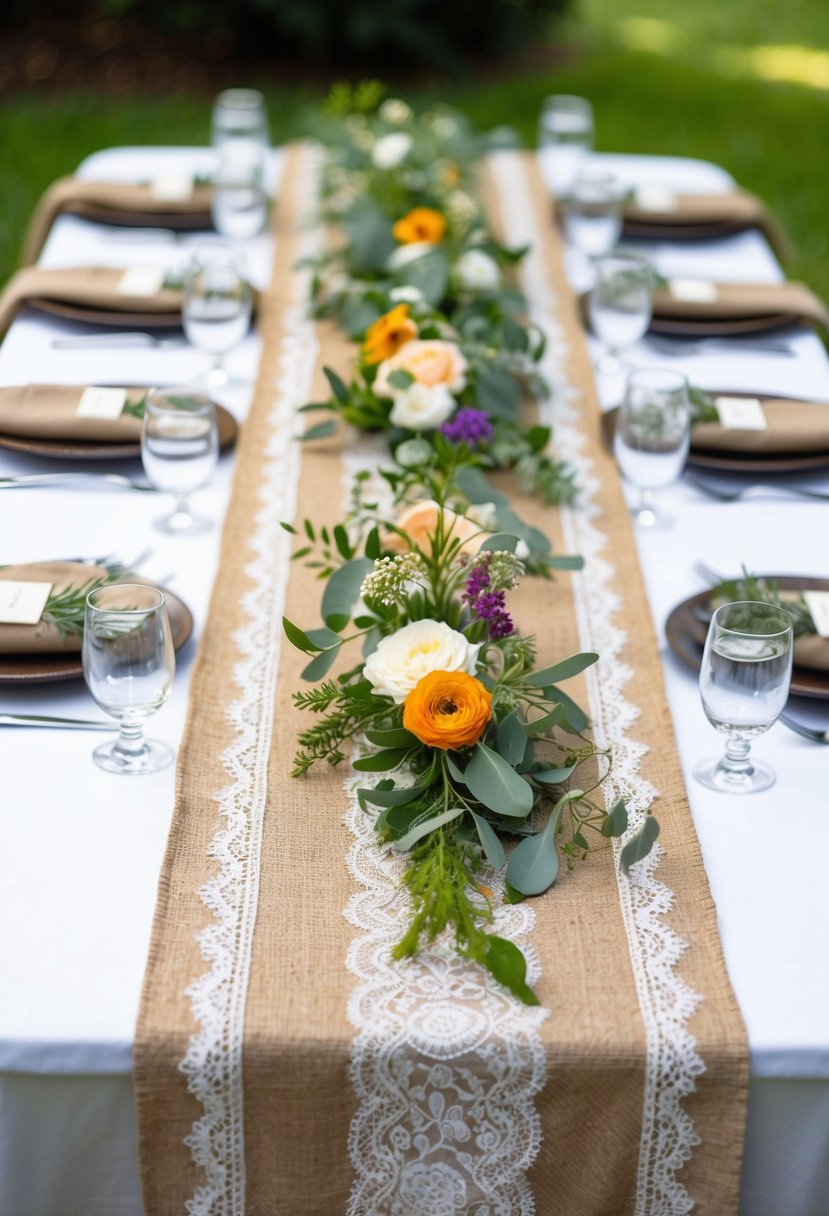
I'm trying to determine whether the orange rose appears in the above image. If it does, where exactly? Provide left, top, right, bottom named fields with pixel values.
left=385, top=499, right=486, bottom=558
left=362, top=304, right=418, bottom=366
left=403, top=670, right=492, bottom=750
left=392, top=207, right=447, bottom=246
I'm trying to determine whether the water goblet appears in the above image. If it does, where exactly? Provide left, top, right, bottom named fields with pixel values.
left=211, top=88, right=269, bottom=150
left=82, top=584, right=175, bottom=775
left=182, top=246, right=252, bottom=387
left=694, top=601, right=793, bottom=794
left=538, top=95, right=594, bottom=198
left=560, top=171, right=623, bottom=262
left=212, top=142, right=268, bottom=242
left=589, top=251, right=653, bottom=374
left=141, top=387, right=219, bottom=535
left=613, top=367, right=690, bottom=528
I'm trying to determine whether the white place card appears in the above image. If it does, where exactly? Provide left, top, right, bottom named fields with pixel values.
left=76, top=387, right=128, bottom=420
left=714, top=395, right=767, bottom=431
left=117, top=267, right=165, bottom=297
left=0, top=581, right=53, bottom=626
left=635, top=184, right=678, bottom=213
left=803, top=591, right=829, bottom=639
left=150, top=172, right=193, bottom=203
left=669, top=278, right=719, bottom=304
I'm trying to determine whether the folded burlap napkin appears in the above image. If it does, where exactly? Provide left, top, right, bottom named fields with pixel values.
left=23, top=177, right=214, bottom=265
left=0, top=561, right=107, bottom=654
left=651, top=281, right=829, bottom=332
left=692, top=398, right=829, bottom=455
left=0, top=266, right=183, bottom=337
left=623, top=189, right=792, bottom=260
left=0, top=384, right=145, bottom=442
left=793, top=634, right=829, bottom=672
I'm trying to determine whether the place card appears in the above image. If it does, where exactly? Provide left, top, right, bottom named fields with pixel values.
left=0, top=581, right=52, bottom=625
left=150, top=172, right=193, bottom=203
left=117, top=266, right=165, bottom=297
left=76, top=387, right=128, bottom=420
left=634, top=184, right=678, bottom=213
left=803, top=591, right=829, bottom=639
left=714, top=396, right=767, bottom=430
left=668, top=278, right=719, bottom=304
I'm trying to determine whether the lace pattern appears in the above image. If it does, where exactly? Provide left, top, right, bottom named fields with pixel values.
left=179, top=146, right=322, bottom=1216
left=489, top=151, right=705, bottom=1214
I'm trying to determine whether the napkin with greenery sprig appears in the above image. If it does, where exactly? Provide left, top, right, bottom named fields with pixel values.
left=711, top=570, right=829, bottom=672
left=0, top=385, right=146, bottom=443
left=0, top=561, right=129, bottom=654
left=690, top=392, right=829, bottom=456
left=0, top=267, right=183, bottom=337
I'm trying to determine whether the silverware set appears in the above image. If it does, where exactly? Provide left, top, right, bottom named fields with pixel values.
left=0, top=472, right=156, bottom=491
left=647, top=335, right=795, bottom=358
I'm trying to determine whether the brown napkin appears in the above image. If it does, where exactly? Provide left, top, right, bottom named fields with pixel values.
left=23, top=177, right=214, bottom=265
left=651, top=280, right=829, bottom=333
left=692, top=397, right=829, bottom=455
left=624, top=189, right=793, bottom=261
left=0, top=562, right=107, bottom=654
left=793, top=634, right=829, bottom=673
left=0, top=384, right=145, bottom=443
left=0, top=266, right=183, bottom=338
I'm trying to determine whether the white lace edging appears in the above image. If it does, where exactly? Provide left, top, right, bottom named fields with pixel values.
left=178, top=145, right=322, bottom=1216
left=490, top=150, right=705, bottom=1216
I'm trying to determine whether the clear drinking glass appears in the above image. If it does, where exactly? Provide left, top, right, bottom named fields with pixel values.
left=212, top=142, right=268, bottom=241
left=211, top=88, right=269, bottom=150
left=141, top=387, right=219, bottom=535
left=613, top=367, right=690, bottom=528
left=695, top=601, right=793, bottom=794
left=182, top=246, right=252, bottom=387
left=560, top=171, right=623, bottom=261
left=538, top=95, right=594, bottom=198
left=83, top=584, right=175, bottom=775
left=589, top=251, right=653, bottom=373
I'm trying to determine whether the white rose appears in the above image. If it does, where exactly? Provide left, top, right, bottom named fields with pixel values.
left=390, top=382, right=456, bottom=431
left=389, top=285, right=425, bottom=305
left=372, top=132, right=413, bottom=169
left=455, top=250, right=501, bottom=293
left=364, top=619, right=481, bottom=703
left=387, top=241, right=433, bottom=271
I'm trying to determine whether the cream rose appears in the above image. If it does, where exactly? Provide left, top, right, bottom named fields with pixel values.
left=455, top=249, right=501, bottom=293
left=374, top=340, right=468, bottom=399
left=389, top=383, right=456, bottom=431
left=364, top=619, right=481, bottom=703
left=385, top=499, right=488, bottom=557
left=372, top=132, right=413, bottom=169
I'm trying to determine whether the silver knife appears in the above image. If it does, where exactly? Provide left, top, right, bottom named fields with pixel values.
left=0, top=713, right=116, bottom=730
left=51, top=333, right=186, bottom=350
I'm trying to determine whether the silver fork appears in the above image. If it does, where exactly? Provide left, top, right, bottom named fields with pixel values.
left=0, top=472, right=156, bottom=491
left=0, top=713, right=115, bottom=731
left=51, top=333, right=186, bottom=350
left=647, top=335, right=794, bottom=358
left=684, top=472, right=829, bottom=502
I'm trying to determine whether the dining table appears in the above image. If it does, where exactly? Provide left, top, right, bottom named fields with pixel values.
left=0, top=142, right=828, bottom=1216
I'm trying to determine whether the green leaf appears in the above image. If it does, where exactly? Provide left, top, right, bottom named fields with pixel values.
left=358, top=784, right=425, bottom=807
left=542, top=684, right=590, bottom=732
left=465, top=743, right=533, bottom=818
left=501, top=315, right=529, bottom=352
left=620, top=816, right=660, bottom=872
left=601, top=798, right=628, bottom=838
left=394, top=805, right=463, bottom=852
left=549, top=554, right=586, bottom=571
left=446, top=753, right=467, bottom=784
left=387, top=368, right=415, bottom=390
left=301, top=647, right=339, bottom=681
left=333, top=524, right=353, bottom=560
left=305, top=626, right=341, bottom=649
left=364, top=527, right=381, bottom=560
left=496, top=712, right=527, bottom=766
left=300, top=419, right=337, bottom=442
left=364, top=726, right=419, bottom=748
left=400, top=249, right=449, bottom=306
left=526, top=652, right=599, bottom=687
left=474, top=365, right=521, bottom=420
left=470, top=811, right=505, bottom=869
left=352, top=749, right=409, bottom=773
left=492, top=504, right=550, bottom=555
left=321, top=557, right=374, bottom=632
left=282, top=617, right=320, bottom=655
left=532, top=764, right=577, bottom=785
left=479, top=532, right=519, bottom=553
left=525, top=706, right=566, bottom=737
left=323, top=366, right=349, bottom=403
left=506, top=822, right=559, bottom=895
left=484, top=935, right=538, bottom=1005
left=454, top=466, right=508, bottom=508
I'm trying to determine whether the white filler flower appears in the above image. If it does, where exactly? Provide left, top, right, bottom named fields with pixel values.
left=372, top=132, right=413, bottom=169
left=389, top=382, right=456, bottom=431
left=364, top=619, right=481, bottom=703
left=455, top=249, right=501, bottom=292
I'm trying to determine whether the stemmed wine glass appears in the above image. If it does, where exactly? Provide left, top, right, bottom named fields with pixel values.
left=182, top=246, right=252, bottom=387
left=141, top=387, right=219, bottom=535
left=560, top=171, right=623, bottom=262
left=589, top=251, right=653, bottom=374
left=83, top=584, right=175, bottom=775
left=212, top=142, right=268, bottom=241
left=695, top=601, right=793, bottom=794
left=613, top=367, right=690, bottom=528
left=538, top=95, right=594, bottom=198
left=211, top=88, right=270, bottom=150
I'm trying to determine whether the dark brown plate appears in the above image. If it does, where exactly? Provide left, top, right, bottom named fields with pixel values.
left=0, top=402, right=238, bottom=462
left=649, top=312, right=795, bottom=338
left=623, top=220, right=748, bottom=242
left=0, top=584, right=193, bottom=685
left=29, top=298, right=182, bottom=329
left=665, top=577, right=829, bottom=700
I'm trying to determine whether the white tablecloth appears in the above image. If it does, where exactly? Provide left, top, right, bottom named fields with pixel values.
left=1, top=147, right=827, bottom=1216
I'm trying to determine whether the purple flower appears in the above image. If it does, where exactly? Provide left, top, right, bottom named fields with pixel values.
left=463, top=557, right=514, bottom=639
left=440, top=408, right=493, bottom=448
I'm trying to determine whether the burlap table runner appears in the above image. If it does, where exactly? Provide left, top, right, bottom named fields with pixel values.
left=135, top=145, right=747, bottom=1215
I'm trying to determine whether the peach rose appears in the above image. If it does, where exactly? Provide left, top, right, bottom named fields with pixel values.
left=374, top=340, right=468, bottom=399
left=385, top=498, right=487, bottom=558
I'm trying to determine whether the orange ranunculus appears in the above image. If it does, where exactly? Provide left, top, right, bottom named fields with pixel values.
left=362, top=304, right=418, bottom=366
left=403, top=669, right=492, bottom=750
left=392, top=207, right=447, bottom=246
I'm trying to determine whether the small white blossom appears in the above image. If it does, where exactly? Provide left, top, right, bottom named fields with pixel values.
left=389, top=284, right=426, bottom=305
left=390, top=382, right=456, bottom=431
left=379, top=98, right=413, bottom=125
left=360, top=553, right=426, bottom=606
left=455, top=249, right=501, bottom=293
left=372, top=132, right=413, bottom=169
left=446, top=189, right=478, bottom=228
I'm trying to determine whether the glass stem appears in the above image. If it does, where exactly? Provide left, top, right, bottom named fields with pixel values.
left=114, top=719, right=146, bottom=758
left=721, top=735, right=753, bottom=780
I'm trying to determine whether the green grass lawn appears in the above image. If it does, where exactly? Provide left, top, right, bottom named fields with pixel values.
left=1, top=0, right=828, bottom=294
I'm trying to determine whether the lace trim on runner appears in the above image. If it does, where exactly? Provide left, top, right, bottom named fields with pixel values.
left=489, top=150, right=705, bottom=1215
left=340, top=443, right=548, bottom=1216
left=178, top=146, right=322, bottom=1216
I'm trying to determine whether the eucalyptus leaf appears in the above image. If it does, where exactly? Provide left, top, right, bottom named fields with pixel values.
left=465, top=743, right=533, bottom=818
left=321, top=557, right=374, bottom=632
left=352, top=748, right=409, bottom=773
left=526, top=653, right=598, bottom=687
left=506, top=824, right=559, bottom=895
left=301, top=647, right=339, bottom=681
left=620, top=815, right=660, bottom=872
left=300, top=420, right=337, bottom=442
left=474, top=365, right=521, bottom=420
left=532, top=764, right=577, bottom=785
left=470, top=811, right=506, bottom=869
left=358, top=784, right=425, bottom=808
left=485, top=935, right=538, bottom=1005
left=541, top=684, right=590, bottom=732
left=454, top=466, right=508, bottom=508
left=601, top=798, right=628, bottom=838
left=496, top=712, right=527, bottom=765
left=525, top=706, right=566, bottom=737
left=394, top=805, right=463, bottom=852
left=364, top=727, right=419, bottom=748
left=446, top=753, right=467, bottom=784
left=479, top=532, right=519, bottom=553
left=401, top=249, right=449, bottom=306
left=305, top=626, right=341, bottom=650
left=282, top=617, right=320, bottom=655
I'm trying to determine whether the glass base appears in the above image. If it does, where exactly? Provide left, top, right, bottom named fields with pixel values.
left=693, top=755, right=775, bottom=794
left=92, top=736, right=174, bottom=775
left=153, top=509, right=213, bottom=536
left=631, top=502, right=673, bottom=530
